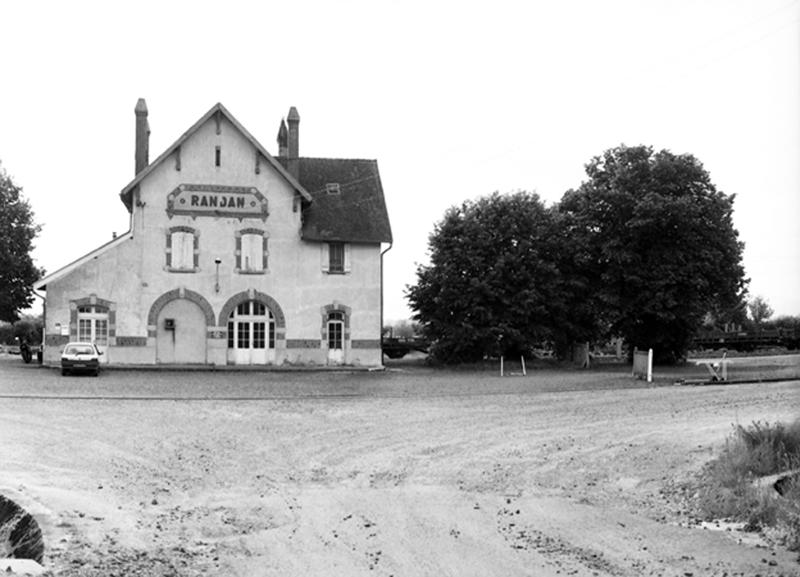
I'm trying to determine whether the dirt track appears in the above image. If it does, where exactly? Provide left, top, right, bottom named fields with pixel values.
left=1, top=358, right=799, bottom=576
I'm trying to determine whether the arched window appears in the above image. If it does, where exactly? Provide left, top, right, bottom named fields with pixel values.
left=227, top=300, right=275, bottom=364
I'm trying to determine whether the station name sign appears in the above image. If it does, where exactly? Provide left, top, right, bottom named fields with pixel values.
left=166, top=184, right=268, bottom=220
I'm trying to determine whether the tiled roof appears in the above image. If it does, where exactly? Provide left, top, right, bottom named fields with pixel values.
left=287, top=157, right=393, bottom=244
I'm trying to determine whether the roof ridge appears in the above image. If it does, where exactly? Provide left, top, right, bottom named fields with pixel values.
left=297, top=156, right=378, bottom=162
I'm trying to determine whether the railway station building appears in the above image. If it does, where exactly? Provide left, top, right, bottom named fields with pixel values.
left=35, top=100, right=392, bottom=367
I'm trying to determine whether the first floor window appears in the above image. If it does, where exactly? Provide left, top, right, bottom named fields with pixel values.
left=236, top=230, right=267, bottom=273
left=169, top=230, right=196, bottom=270
left=241, top=233, right=265, bottom=272
left=322, top=242, right=350, bottom=274
left=329, top=242, right=345, bottom=273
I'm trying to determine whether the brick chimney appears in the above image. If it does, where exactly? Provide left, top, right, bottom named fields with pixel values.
left=286, top=106, right=300, bottom=179
left=134, top=98, right=150, bottom=175
left=277, top=118, right=288, bottom=158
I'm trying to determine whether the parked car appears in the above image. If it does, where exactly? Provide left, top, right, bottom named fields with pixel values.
left=60, top=342, right=103, bottom=376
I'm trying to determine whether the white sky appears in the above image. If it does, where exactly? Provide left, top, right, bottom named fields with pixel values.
left=2, top=0, right=798, bottom=321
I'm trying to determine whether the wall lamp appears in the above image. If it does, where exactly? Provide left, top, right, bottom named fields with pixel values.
left=214, top=258, right=222, bottom=293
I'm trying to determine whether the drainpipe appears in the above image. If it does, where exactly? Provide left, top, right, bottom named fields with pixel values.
left=32, top=289, right=45, bottom=363
left=380, top=242, right=393, bottom=365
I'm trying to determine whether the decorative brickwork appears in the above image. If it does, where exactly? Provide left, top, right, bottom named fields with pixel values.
left=351, top=339, right=381, bottom=349
left=286, top=339, right=321, bottom=349
left=147, top=289, right=215, bottom=328
left=218, top=291, right=285, bottom=329
left=115, top=336, right=148, bottom=347
left=45, top=334, right=70, bottom=347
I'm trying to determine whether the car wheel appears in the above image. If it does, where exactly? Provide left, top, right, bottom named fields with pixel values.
left=61, top=369, right=68, bottom=376
left=93, top=370, right=99, bottom=377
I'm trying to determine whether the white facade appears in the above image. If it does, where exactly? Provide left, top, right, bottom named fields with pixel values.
left=35, top=102, right=392, bottom=367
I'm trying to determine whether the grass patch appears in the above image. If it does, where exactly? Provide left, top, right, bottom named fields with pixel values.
left=696, top=419, right=800, bottom=550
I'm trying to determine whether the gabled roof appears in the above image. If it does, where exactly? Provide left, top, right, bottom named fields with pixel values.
left=290, top=158, right=393, bottom=244
left=119, top=103, right=312, bottom=211
left=34, top=232, right=132, bottom=291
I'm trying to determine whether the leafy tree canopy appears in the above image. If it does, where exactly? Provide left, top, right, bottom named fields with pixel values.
left=0, top=163, right=42, bottom=322
left=558, top=145, right=747, bottom=362
left=407, top=191, right=574, bottom=363
left=747, top=295, right=774, bottom=329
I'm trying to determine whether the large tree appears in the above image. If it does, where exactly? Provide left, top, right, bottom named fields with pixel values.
left=558, top=145, right=747, bottom=362
left=0, top=163, right=42, bottom=322
left=407, top=191, right=573, bottom=363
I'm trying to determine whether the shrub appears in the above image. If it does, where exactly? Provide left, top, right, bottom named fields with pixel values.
left=696, top=420, right=800, bottom=550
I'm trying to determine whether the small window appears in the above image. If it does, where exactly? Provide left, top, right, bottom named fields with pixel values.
left=215, top=146, right=221, bottom=167
left=329, top=242, right=345, bottom=273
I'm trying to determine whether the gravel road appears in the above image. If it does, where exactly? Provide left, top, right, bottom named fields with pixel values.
left=1, top=356, right=798, bottom=576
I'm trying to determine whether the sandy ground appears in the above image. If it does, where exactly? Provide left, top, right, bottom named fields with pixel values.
left=1, top=356, right=799, bottom=576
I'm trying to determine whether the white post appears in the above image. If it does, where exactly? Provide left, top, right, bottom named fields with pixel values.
left=500, top=356, right=504, bottom=377
left=521, top=356, right=526, bottom=376
left=721, top=350, right=728, bottom=381
left=647, top=348, right=653, bottom=383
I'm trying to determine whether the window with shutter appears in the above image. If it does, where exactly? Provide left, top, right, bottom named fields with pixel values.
left=170, top=231, right=196, bottom=270
left=328, top=242, right=345, bottom=273
left=236, top=229, right=267, bottom=274
left=241, top=233, right=264, bottom=272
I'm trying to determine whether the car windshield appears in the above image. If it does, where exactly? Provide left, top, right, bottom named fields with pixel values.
left=65, top=345, right=94, bottom=355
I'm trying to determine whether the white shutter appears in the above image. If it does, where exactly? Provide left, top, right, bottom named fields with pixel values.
left=242, top=234, right=263, bottom=271
left=172, top=231, right=194, bottom=269
left=321, top=243, right=330, bottom=272
left=182, top=232, right=194, bottom=269
left=344, top=243, right=352, bottom=273
left=242, top=235, right=253, bottom=270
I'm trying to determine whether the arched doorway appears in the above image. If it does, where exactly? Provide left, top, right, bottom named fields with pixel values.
left=156, top=299, right=207, bottom=364
left=227, top=300, right=276, bottom=365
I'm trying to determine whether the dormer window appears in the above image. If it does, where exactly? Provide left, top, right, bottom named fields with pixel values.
left=326, top=183, right=340, bottom=195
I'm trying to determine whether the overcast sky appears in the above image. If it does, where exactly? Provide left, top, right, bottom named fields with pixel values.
left=2, top=0, right=798, bottom=322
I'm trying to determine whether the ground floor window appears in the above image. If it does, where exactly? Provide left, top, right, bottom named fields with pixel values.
left=327, top=311, right=344, bottom=350
left=77, top=305, right=109, bottom=345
